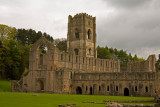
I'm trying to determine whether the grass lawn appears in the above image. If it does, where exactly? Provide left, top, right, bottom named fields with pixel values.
left=0, top=80, right=155, bottom=107
left=0, top=80, right=11, bottom=92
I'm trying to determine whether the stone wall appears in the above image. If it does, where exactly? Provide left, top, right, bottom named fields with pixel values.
left=67, top=13, right=97, bottom=58
left=127, top=55, right=156, bottom=72
left=11, top=13, right=160, bottom=98
left=58, top=52, right=120, bottom=73
left=72, top=72, right=156, bottom=96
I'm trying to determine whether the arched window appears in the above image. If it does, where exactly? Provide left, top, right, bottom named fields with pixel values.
left=145, top=86, right=148, bottom=92
left=107, top=86, right=110, bottom=91
left=99, top=86, right=101, bottom=91
left=74, top=48, right=79, bottom=55
left=75, top=28, right=79, bottom=39
left=135, top=86, right=138, bottom=92
left=87, top=29, right=91, bottom=39
left=90, top=87, right=92, bottom=95
left=89, top=48, right=91, bottom=55
left=116, top=86, right=118, bottom=92
left=39, top=44, right=48, bottom=53
left=86, top=86, right=88, bottom=91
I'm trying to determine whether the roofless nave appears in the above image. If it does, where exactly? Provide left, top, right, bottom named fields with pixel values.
left=12, top=13, right=160, bottom=97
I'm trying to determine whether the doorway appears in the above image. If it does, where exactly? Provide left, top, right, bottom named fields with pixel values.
left=124, top=88, right=129, bottom=96
left=76, top=86, right=82, bottom=94
left=36, top=80, right=44, bottom=91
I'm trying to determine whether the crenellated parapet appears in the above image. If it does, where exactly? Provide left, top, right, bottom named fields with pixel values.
left=69, top=13, right=95, bottom=21
left=67, top=13, right=97, bottom=58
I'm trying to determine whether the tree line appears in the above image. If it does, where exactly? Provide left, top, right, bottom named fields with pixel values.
left=0, top=24, right=144, bottom=80
left=0, top=24, right=53, bottom=80
left=97, top=46, right=144, bottom=67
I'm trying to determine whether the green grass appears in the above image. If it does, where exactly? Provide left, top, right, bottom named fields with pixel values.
left=0, top=80, right=155, bottom=107
left=0, top=80, right=11, bottom=92
left=123, top=102, right=154, bottom=105
left=0, top=92, right=155, bottom=107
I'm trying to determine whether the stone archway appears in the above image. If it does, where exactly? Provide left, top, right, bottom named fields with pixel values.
left=36, top=80, right=44, bottom=91
left=76, top=86, right=82, bottom=94
left=124, top=88, right=129, bottom=96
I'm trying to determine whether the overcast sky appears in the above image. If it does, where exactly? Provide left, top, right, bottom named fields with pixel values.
left=0, top=0, right=160, bottom=59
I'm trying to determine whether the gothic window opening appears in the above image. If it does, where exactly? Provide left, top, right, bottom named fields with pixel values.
left=95, top=60, right=96, bottom=66
left=135, top=86, right=138, bottom=92
left=89, top=48, right=91, bottom=55
left=145, top=86, right=148, bottom=92
left=39, top=44, right=48, bottom=53
left=90, top=87, right=93, bottom=95
left=74, top=48, right=79, bottom=55
left=86, top=86, right=88, bottom=91
left=99, top=86, right=101, bottom=91
left=116, top=86, right=118, bottom=92
left=87, top=29, right=91, bottom=39
left=75, top=28, right=79, bottom=39
left=107, top=86, right=110, bottom=91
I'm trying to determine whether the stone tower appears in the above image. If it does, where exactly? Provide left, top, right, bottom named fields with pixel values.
left=67, top=13, right=97, bottom=58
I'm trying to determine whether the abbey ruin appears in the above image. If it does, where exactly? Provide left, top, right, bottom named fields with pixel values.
left=12, top=13, right=160, bottom=97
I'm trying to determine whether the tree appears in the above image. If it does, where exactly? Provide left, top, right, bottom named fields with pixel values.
left=128, top=53, right=132, bottom=60
left=57, top=40, right=67, bottom=52
left=0, top=24, right=16, bottom=45
left=133, top=54, right=138, bottom=61
left=0, top=24, right=18, bottom=79
left=97, top=45, right=144, bottom=67
left=0, top=39, right=21, bottom=80
left=54, top=38, right=67, bottom=52
left=5, top=40, right=21, bottom=79
left=0, top=40, right=6, bottom=79
left=97, top=46, right=110, bottom=59
left=15, top=29, right=54, bottom=46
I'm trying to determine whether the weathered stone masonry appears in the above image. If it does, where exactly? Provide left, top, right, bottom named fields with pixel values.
left=12, top=13, right=160, bottom=97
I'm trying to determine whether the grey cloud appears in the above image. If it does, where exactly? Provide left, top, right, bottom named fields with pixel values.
left=0, top=0, right=30, bottom=7
left=97, top=0, right=160, bottom=58
left=105, top=0, right=151, bottom=8
left=0, top=0, right=160, bottom=58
